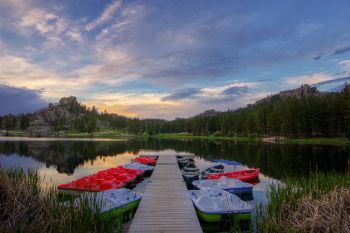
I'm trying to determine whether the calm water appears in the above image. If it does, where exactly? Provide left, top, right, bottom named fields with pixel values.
left=0, top=138, right=349, bottom=230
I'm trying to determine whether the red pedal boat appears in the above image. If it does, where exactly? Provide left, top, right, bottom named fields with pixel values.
left=207, top=168, right=260, bottom=184
left=131, top=156, right=157, bottom=166
left=58, top=166, right=142, bottom=194
left=58, top=176, right=124, bottom=192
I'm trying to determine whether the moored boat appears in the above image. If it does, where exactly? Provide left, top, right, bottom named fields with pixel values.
left=131, top=156, right=157, bottom=166
left=207, top=168, right=260, bottom=184
left=58, top=176, right=125, bottom=194
left=192, top=176, right=253, bottom=195
left=65, top=188, right=142, bottom=219
left=211, top=159, right=241, bottom=165
left=123, top=162, right=154, bottom=176
left=178, top=157, right=195, bottom=169
left=200, top=164, right=224, bottom=179
left=181, top=164, right=200, bottom=185
left=57, top=166, right=145, bottom=194
left=176, top=156, right=188, bottom=168
left=190, top=188, right=253, bottom=225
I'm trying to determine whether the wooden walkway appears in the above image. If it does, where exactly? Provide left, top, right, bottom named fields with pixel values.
left=128, top=155, right=203, bottom=233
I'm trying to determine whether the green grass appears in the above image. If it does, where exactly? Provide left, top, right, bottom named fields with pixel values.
left=0, top=168, right=126, bottom=233
left=65, top=128, right=131, bottom=138
left=0, top=130, right=26, bottom=136
left=149, top=133, right=257, bottom=142
left=257, top=173, right=350, bottom=233
left=287, top=137, right=350, bottom=145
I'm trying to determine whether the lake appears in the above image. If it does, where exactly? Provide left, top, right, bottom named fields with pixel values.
left=0, top=138, right=349, bottom=230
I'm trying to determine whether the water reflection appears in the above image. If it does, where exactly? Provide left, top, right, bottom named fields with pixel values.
left=0, top=139, right=349, bottom=179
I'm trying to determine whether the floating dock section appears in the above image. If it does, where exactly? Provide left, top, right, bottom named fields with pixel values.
left=128, top=155, right=202, bottom=233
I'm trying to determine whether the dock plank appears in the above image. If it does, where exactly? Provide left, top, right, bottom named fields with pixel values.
left=128, top=155, right=202, bottom=233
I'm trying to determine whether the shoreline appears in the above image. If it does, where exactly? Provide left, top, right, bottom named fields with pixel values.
left=0, top=136, right=126, bottom=142
left=0, top=133, right=349, bottom=145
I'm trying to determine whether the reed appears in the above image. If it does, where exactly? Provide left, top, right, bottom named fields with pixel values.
left=0, top=168, right=124, bottom=233
left=256, top=173, right=350, bottom=233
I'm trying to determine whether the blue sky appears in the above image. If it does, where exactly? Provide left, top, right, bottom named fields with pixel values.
left=0, top=0, right=350, bottom=118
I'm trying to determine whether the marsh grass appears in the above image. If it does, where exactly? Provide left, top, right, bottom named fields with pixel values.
left=256, top=173, right=350, bottom=233
left=0, top=168, right=124, bottom=233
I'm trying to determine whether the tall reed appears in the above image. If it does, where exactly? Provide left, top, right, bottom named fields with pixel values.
left=256, top=173, right=350, bottom=233
left=0, top=168, right=124, bottom=233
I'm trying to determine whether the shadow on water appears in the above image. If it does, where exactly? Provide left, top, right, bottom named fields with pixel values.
left=0, top=138, right=349, bottom=179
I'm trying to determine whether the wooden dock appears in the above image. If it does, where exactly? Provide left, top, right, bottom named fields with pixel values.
left=128, top=155, right=203, bottom=233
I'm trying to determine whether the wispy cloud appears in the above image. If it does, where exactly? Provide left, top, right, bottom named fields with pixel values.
left=85, top=0, right=123, bottom=31
left=313, top=46, right=350, bottom=60
left=162, top=88, right=201, bottom=101
left=314, top=76, right=350, bottom=86
left=284, top=73, right=334, bottom=86
left=331, top=46, right=350, bottom=56
left=339, top=60, right=350, bottom=71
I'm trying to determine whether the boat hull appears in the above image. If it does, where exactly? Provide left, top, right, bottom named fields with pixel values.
left=183, top=174, right=199, bottom=185
left=101, top=199, right=141, bottom=220
left=195, top=208, right=251, bottom=223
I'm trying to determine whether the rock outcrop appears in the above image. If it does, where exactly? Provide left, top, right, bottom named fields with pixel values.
left=255, top=84, right=321, bottom=105
left=27, top=96, right=85, bottom=137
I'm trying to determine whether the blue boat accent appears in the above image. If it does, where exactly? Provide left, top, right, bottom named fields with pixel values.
left=192, top=176, right=253, bottom=195
left=211, top=159, right=242, bottom=165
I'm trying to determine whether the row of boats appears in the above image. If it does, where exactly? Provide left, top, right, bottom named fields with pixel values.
left=177, top=156, right=260, bottom=226
left=58, top=155, right=260, bottom=228
left=58, top=156, right=158, bottom=217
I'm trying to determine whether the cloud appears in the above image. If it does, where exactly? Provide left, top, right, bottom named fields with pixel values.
left=0, top=0, right=84, bottom=49
left=339, top=60, right=350, bottom=71
left=222, top=85, right=249, bottom=95
left=331, top=46, right=350, bottom=56
left=162, top=88, right=201, bottom=101
left=0, top=84, right=47, bottom=115
left=0, top=54, right=84, bottom=98
left=314, top=76, right=350, bottom=86
left=312, top=54, right=323, bottom=60
left=161, top=82, right=256, bottom=104
left=284, top=73, right=334, bottom=85
left=85, top=0, right=123, bottom=31
left=313, top=46, right=350, bottom=60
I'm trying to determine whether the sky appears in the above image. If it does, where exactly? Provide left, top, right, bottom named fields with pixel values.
left=0, top=0, right=350, bottom=119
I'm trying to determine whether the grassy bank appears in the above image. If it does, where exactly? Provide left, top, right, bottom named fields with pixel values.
left=148, top=133, right=256, bottom=142
left=0, top=168, right=124, bottom=233
left=151, top=134, right=350, bottom=145
left=257, top=173, right=350, bottom=233
left=287, top=137, right=350, bottom=145
left=2, top=129, right=350, bottom=146
left=65, top=128, right=131, bottom=138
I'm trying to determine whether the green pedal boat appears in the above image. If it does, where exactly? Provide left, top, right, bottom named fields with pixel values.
left=65, top=188, right=142, bottom=219
left=190, top=188, right=253, bottom=223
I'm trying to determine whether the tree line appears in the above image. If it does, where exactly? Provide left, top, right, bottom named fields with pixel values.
left=2, top=86, right=350, bottom=138
left=98, top=86, right=350, bottom=138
